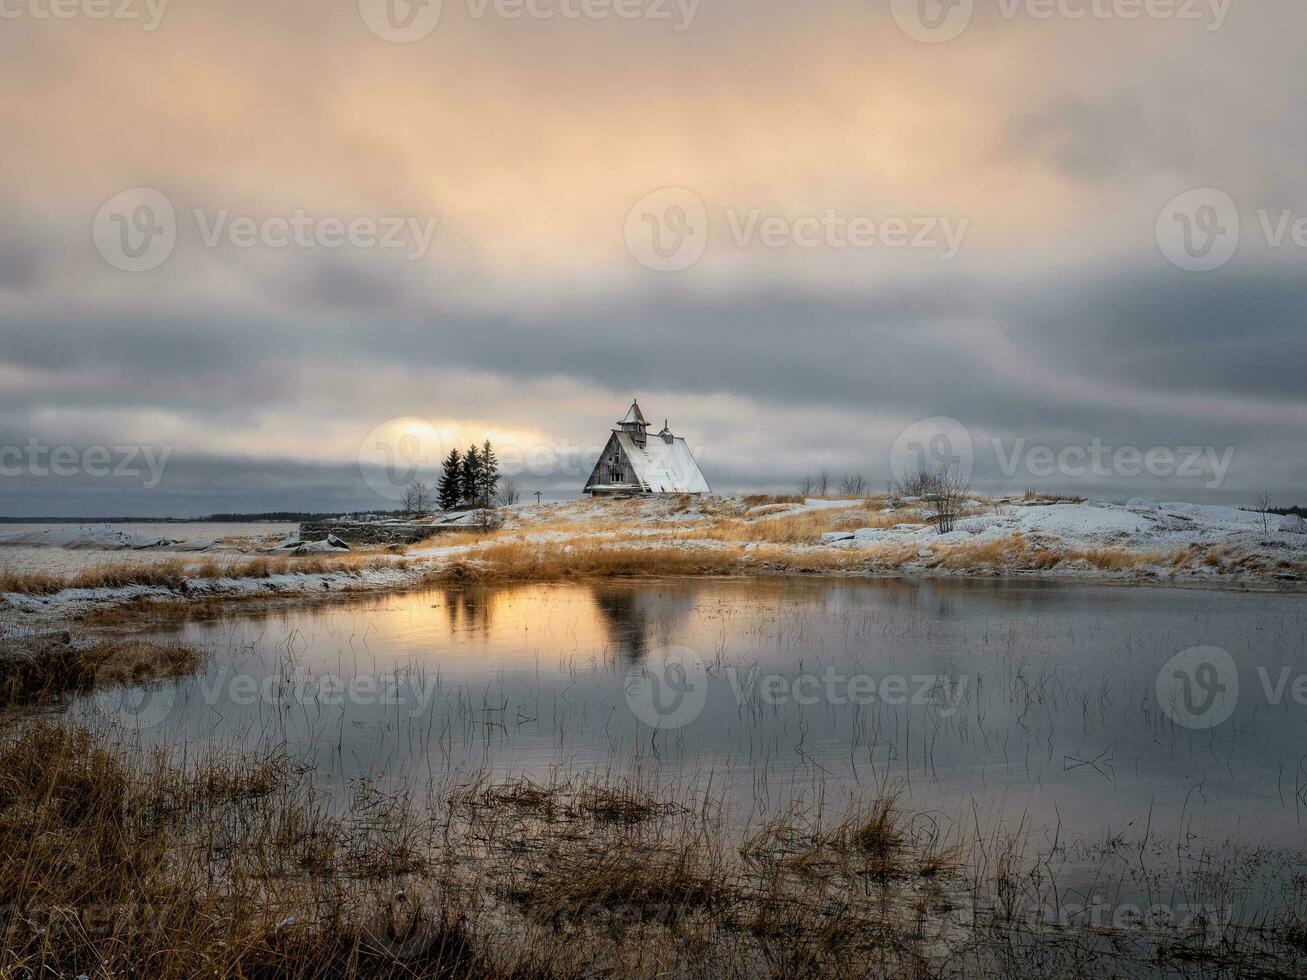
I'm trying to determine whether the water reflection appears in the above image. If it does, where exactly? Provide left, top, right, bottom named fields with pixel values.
left=79, top=575, right=1307, bottom=891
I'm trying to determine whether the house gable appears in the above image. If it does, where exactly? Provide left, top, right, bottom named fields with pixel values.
left=584, top=432, right=644, bottom=493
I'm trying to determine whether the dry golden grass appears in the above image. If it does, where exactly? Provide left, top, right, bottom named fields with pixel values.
left=740, top=493, right=804, bottom=506
left=935, top=534, right=1028, bottom=570
left=511, top=847, right=727, bottom=921
left=85, top=637, right=205, bottom=686
left=0, top=718, right=1298, bottom=977
left=1063, top=547, right=1166, bottom=571
left=0, top=552, right=411, bottom=597
left=0, top=560, right=189, bottom=595
left=685, top=502, right=912, bottom=547
left=921, top=534, right=1173, bottom=574
left=0, top=721, right=497, bottom=979
left=0, top=635, right=204, bottom=706
left=430, top=540, right=741, bottom=583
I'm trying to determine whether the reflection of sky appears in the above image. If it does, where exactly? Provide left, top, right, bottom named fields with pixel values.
left=76, top=577, right=1307, bottom=876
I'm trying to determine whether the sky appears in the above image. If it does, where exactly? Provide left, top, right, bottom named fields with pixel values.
left=0, top=0, right=1304, bottom=516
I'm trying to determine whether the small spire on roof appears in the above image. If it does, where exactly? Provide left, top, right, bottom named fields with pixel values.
left=618, top=398, right=648, bottom=427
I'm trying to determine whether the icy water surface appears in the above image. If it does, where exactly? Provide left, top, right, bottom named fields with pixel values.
left=77, top=577, right=1307, bottom=864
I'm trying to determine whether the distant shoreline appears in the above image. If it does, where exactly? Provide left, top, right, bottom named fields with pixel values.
left=0, top=513, right=392, bottom=525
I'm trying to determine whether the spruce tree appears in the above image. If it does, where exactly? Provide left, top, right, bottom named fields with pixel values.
left=437, top=448, right=462, bottom=511
left=460, top=445, right=482, bottom=507
left=480, top=439, right=500, bottom=507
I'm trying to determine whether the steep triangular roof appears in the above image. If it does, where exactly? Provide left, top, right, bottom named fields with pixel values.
left=618, top=399, right=647, bottom=426
left=612, top=430, right=710, bottom=494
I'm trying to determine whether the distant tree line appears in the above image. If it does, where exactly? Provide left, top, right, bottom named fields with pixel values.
left=794, top=464, right=972, bottom=536
left=795, top=471, right=868, bottom=498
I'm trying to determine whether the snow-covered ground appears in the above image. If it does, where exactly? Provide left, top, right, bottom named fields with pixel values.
left=1, top=497, right=1303, bottom=633
left=823, top=499, right=1305, bottom=552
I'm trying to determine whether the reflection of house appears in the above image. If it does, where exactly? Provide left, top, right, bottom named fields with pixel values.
left=589, top=581, right=699, bottom=665
left=583, top=399, right=710, bottom=495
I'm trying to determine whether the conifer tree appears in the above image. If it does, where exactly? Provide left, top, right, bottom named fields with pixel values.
left=479, top=439, right=500, bottom=507
left=460, top=445, right=482, bottom=507
left=437, top=448, right=462, bottom=511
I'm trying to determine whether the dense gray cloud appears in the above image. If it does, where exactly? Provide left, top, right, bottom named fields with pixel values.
left=1, top=0, right=1305, bottom=515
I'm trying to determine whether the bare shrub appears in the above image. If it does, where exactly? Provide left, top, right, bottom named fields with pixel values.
left=473, top=505, right=506, bottom=533
left=1255, top=490, right=1272, bottom=532
left=894, top=468, right=944, bottom=499
left=494, top=478, right=520, bottom=507
left=839, top=471, right=868, bottom=497
left=402, top=480, right=434, bottom=516
left=922, top=466, right=970, bottom=534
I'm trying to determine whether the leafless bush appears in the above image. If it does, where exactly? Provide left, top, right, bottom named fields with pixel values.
left=921, top=466, right=970, bottom=534
left=474, top=506, right=506, bottom=533
left=402, top=480, right=433, bottom=516
left=839, top=472, right=868, bottom=497
left=495, top=479, right=520, bottom=507
left=1255, top=490, right=1272, bottom=532
left=797, top=471, right=835, bottom=498
left=894, top=469, right=944, bottom=499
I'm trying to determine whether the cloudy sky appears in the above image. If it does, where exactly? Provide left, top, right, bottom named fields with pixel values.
left=1, top=0, right=1304, bottom=516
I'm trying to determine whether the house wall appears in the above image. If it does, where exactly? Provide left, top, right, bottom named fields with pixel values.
left=585, top=433, right=642, bottom=491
